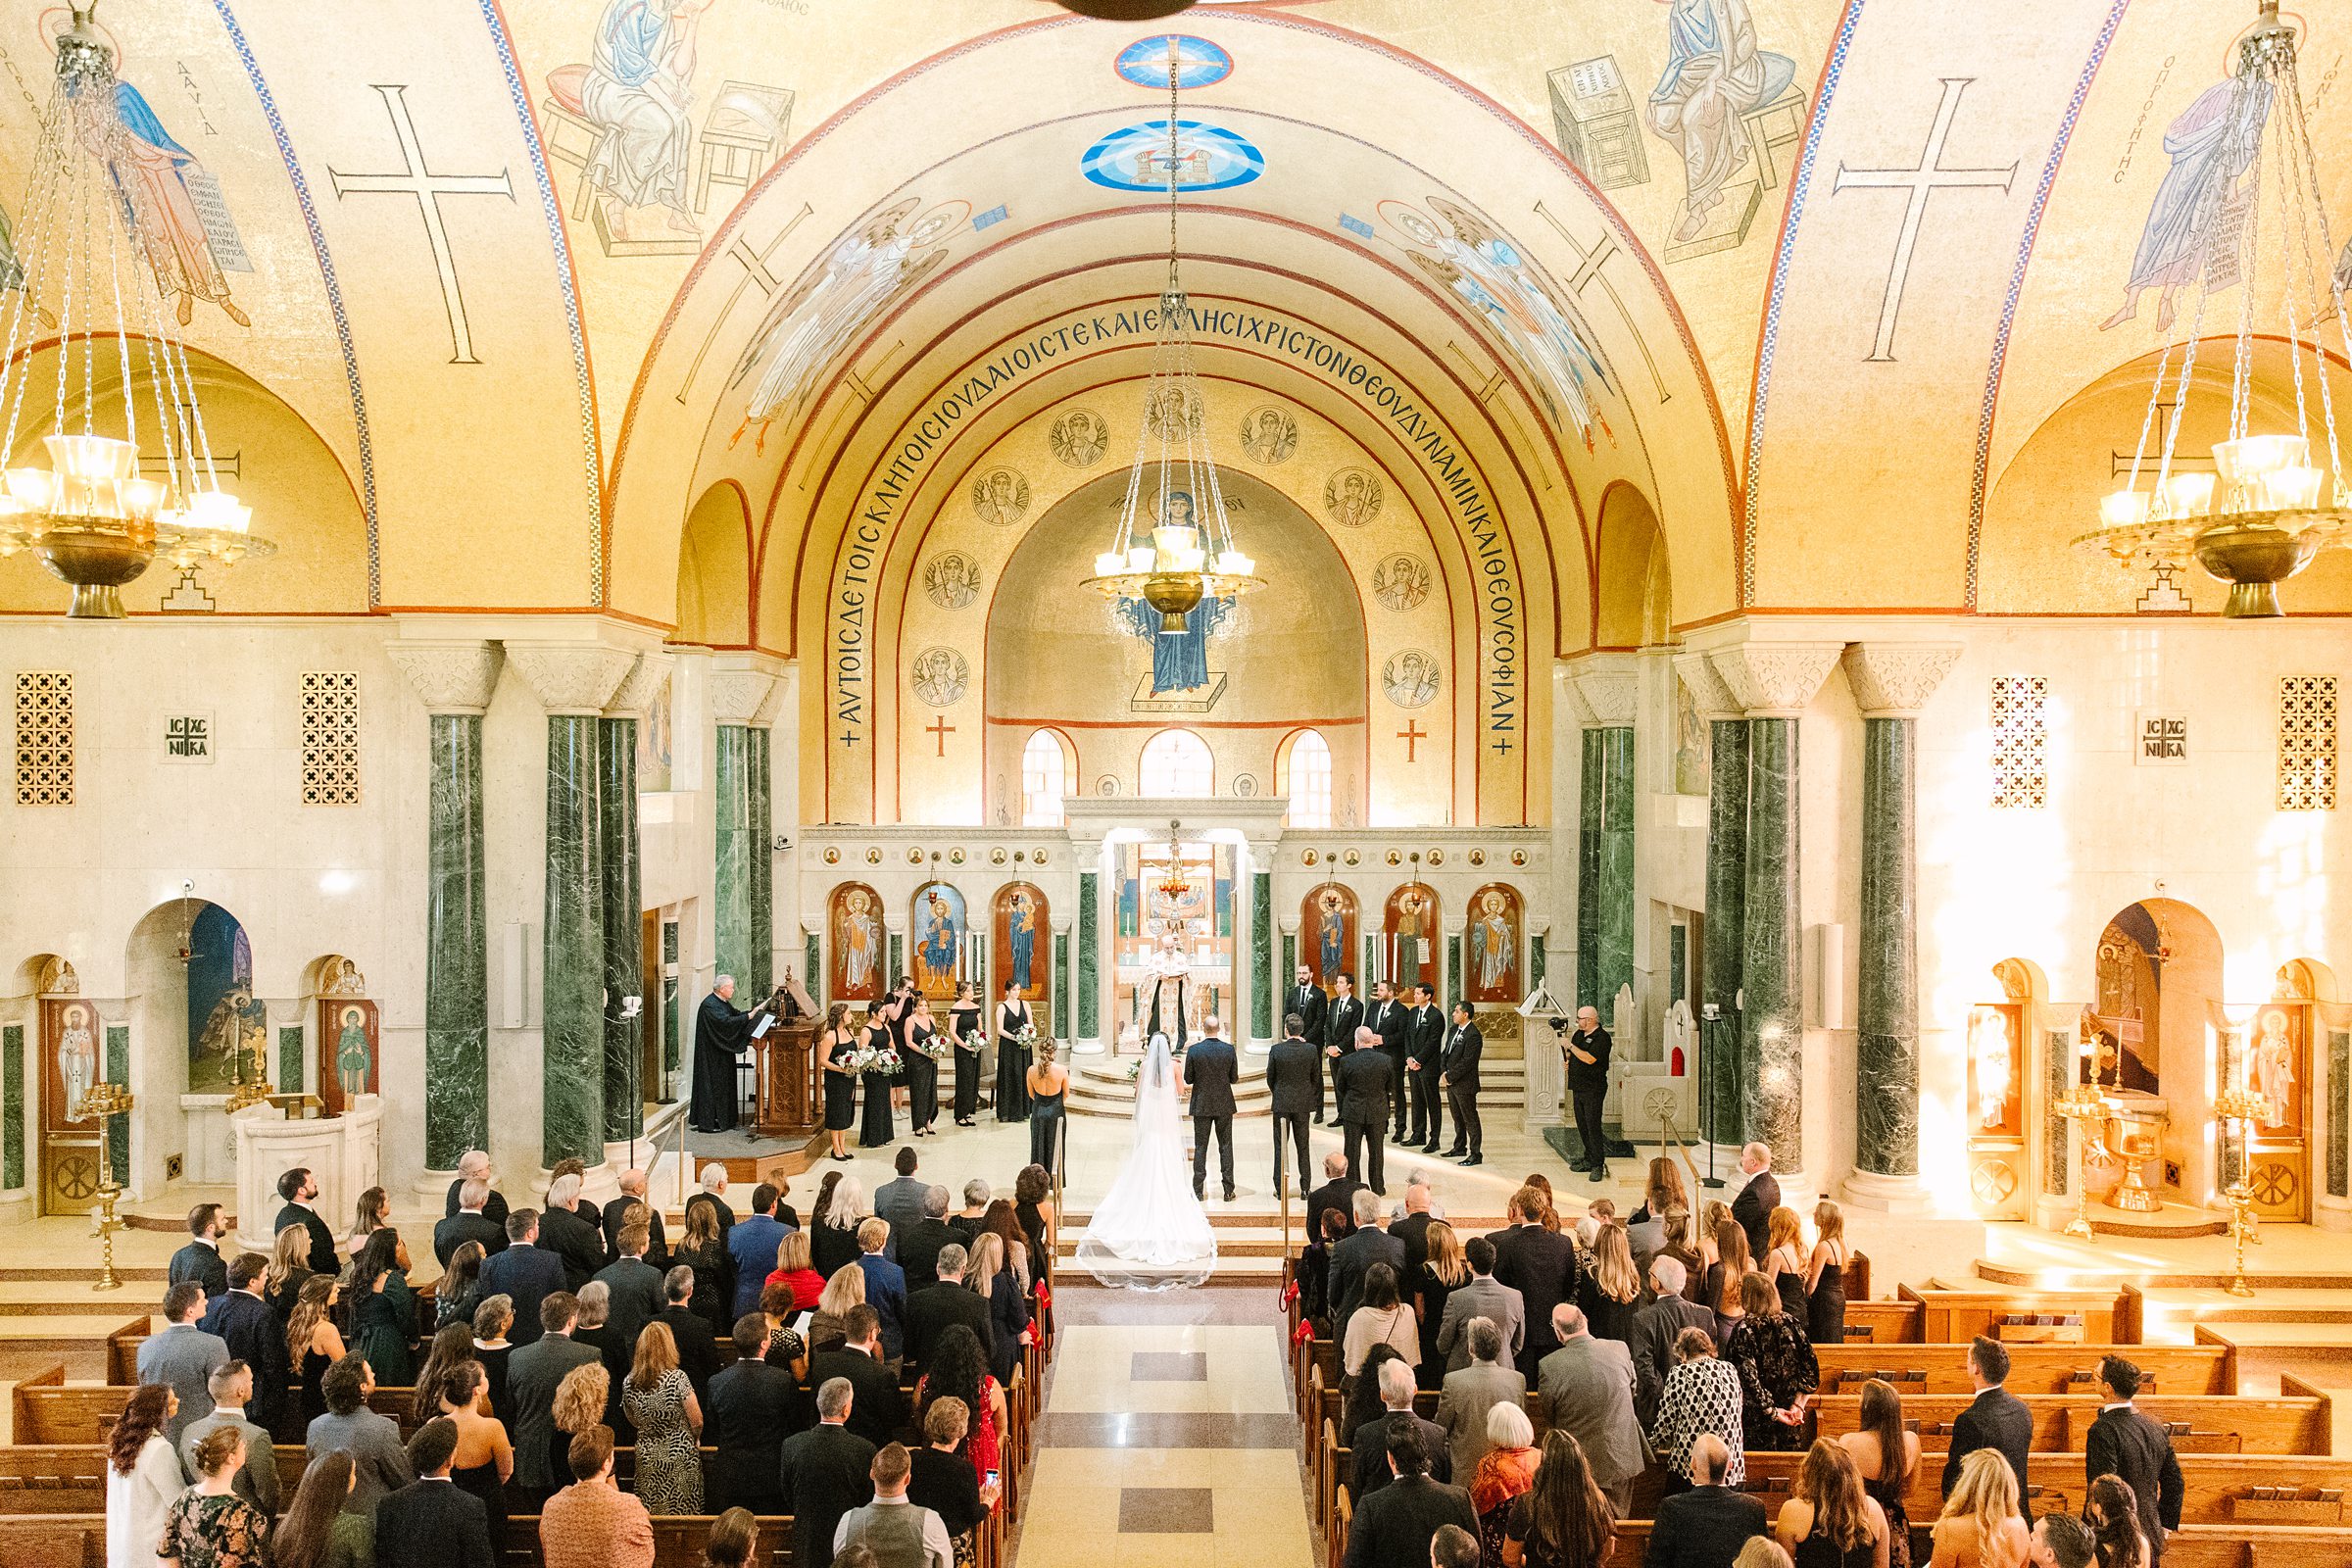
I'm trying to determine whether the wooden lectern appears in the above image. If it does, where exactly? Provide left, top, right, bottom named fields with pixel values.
left=752, top=1017, right=820, bottom=1136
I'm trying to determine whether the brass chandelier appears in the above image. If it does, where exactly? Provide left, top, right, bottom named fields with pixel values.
left=0, top=4, right=272, bottom=617
left=2075, top=1, right=2348, bottom=618
left=1084, top=37, right=1259, bottom=631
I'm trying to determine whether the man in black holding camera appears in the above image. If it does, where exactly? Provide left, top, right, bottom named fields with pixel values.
left=1564, top=1004, right=1612, bottom=1182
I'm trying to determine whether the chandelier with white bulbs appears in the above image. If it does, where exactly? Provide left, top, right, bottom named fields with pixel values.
left=2075, top=0, right=2351, bottom=618
left=1084, top=37, right=1259, bottom=632
left=0, top=3, right=271, bottom=617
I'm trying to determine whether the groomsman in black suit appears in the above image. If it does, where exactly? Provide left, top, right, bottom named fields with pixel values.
left=1266, top=1013, right=1320, bottom=1198
left=1319, top=973, right=1365, bottom=1125
left=1183, top=1015, right=1240, bottom=1201
left=1368, top=980, right=1411, bottom=1141
left=1442, top=1002, right=1484, bottom=1166
left=1405, top=983, right=1447, bottom=1152
left=1289, top=964, right=1329, bottom=1079
left=1335, top=1025, right=1395, bottom=1195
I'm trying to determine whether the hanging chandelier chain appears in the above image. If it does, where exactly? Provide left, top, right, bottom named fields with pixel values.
left=2264, top=64, right=2313, bottom=458
left=2227, top=74, right=2265, bottom=448
left=0, top=82, right=73, bottom=471
left=2279, top=55, right=2347, bottom=485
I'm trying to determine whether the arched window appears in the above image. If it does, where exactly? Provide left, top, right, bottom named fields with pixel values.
left=1139, top=729, right=1214, bottom=797
left=1282, top=729, right=1333, bottom=828
left=1021, top=729, right=1075, bottom=827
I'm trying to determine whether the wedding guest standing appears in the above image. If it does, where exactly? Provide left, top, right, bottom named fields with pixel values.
left=106, top=1386, right=181, bottom=1568
left=904, top=995, right=943, bottom=1139
left=1725, top=1273, right=1818, bottom=1453
left=1268, top=1013, right=1319, bottom=1198
left=948, top=982, right=984, bottom=1126
left=1442, top=1002, right=1485, bottom=1166
left=159, top=1426, right=273, bottom=1568
left=859, top=999, right=900, bottom=1149
left=995, top=980, right=1035, bottom=1123
left=1028, top=1041, right=1070, bottom=1174
left=1807, top=1200, right=1850, bottom=1349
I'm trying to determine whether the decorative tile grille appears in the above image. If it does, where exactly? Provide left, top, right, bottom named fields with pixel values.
left=14, top=671, right=73, bottom=806
left=1989, top=675, right=2047, bottom=808
left=2279, top=675, right=2337, bottom=811
left=301, top=671, right=361, bottom=805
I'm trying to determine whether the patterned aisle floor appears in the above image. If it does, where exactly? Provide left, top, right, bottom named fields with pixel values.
left=1011, top=1284, right=1315, bottom=1568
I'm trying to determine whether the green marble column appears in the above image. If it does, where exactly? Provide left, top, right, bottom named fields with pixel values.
left=425, top=711, right=489, bottom=1167
left=1740, top=716, right=1801, bottom=1169
left=1702, top=717, right=1749, bottom=1148
left=1596, top=724, right=1636, bottom=1016
left=2, top=1023, right=22, bottom=1192
left=1855, top=716, right=1918, bottom=1179
left=1078, top=871, right=1100, bottom=1039
left=277, top=1027, right=304, bottom=1098
left=1251, top=869, right=1273, bottom=1040
left=1530, top=936, right=1546, bottom=994
left=749, top=727, right=774, bottom=998
left=1282, top=933, right=1298, bottom=995
left=543, top=714, right=606, bottom=1165
left=2327, top=1023, right=2347, bottom=1199
left=1576, top=728, right=1603, bottom=1010
left=105, top=1024, right=128, bottom=1183
left=713, top=725, right=752, bottom=987
left=1054, top=933, right=1071, bottom=1038
left=665, top=922, right=684, bottom=1079
left=599, top=715, right=643, bottom=1143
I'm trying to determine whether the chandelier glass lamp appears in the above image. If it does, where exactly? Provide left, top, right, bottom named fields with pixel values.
left=1084, top=37, right=1260, bottom=632
left=2075, top=1, right=2349, bottom=618
left=0, top=3, right=271, bottom=617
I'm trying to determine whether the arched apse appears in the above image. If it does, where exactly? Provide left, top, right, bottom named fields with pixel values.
left=675, top=482, right=756, bottom=648
left=1980, top=339, right=2352, bottom=615
left=981, top=466, right=1371, bottom=821
left=0, top=341, right=368, bottom=614
left=1592, top=483, right=1670, bottom=649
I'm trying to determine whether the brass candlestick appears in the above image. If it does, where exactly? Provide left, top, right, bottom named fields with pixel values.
left=77, top=1079, right=134, bottom=1292
left=2212, top=1081, right=2274, bottom=1298
left=2052, top=1075, right=2111, bottom=1241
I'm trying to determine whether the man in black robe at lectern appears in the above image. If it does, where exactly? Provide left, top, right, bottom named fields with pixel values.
left=690, top=974, right=783, bottom=1135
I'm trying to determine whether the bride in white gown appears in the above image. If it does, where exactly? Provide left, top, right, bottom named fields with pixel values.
left=1075, top=1033, right=1219, bottom=1290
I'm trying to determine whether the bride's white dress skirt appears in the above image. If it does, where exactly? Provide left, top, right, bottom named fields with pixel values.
left=1075, top=1037, right=1220, bottom=1290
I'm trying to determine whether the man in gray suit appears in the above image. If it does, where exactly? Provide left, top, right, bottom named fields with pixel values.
left=305, top=1354, right=414, bottom=1516
left=875, top=1147, right=929, bottom=1239
left=1326, top=1189, right=1405, bottom=1332
left=1629, top=1255, right=1717, bottom=1426
left=1184, top=1014, right=1240, bottom=1200
left=179, top=1360, right=279, bottom=1516
left=1435, top=1236, right=1525, bottom=1373
left=1535, top=1304, right=1645, bottom=1514
left=505, top=1292, right=600, bottom=1510
left=1434, top=1317, right=1527, bottom=1479
left=138, top=1282, right=227, bottom=1444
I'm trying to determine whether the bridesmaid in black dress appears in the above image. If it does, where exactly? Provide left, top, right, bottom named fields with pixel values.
left=817, top=1003, right=858, bottom=1162
left=858, top=997, right=899, bottom=1148
left=994, top=980, right=1034, bottom=1123
left=886, top=976, right=915, bottom=1113
left=949, top=981, right=983, bottom=1126
left=905, top=995, right=942, bottom=1138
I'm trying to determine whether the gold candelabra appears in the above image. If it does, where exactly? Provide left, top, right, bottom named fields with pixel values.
left=2212, top=1081, right=2275, bottom=1298
left=2051, top=1074, right=2112, bottom=1242
left=76, top=1078, right=134, bottom=1292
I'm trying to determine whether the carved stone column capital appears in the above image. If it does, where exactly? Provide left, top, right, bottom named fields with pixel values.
left=1573, top=669, right=1640, bottom=727
left=504, top=643, right=636, bottom=715
left=710, top=670, right=776, bottom=725
left=388, top=640, right=502, bottom=715
left=603, top=652, right=672, bottom=719
left=1839, top=642, right=1961, bottom=718
left=1706, top=641, right=1841, bottom=719
left=1674, top=652, right=1743, bottom=723
left=752, top=663, right=794, bottom=729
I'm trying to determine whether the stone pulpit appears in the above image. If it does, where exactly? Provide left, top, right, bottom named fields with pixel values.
left=232, top=1096, right=382, bottom=1250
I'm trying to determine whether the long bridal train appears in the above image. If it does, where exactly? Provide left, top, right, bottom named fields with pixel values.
left=1074, top=1033, right=1220, bottom=1290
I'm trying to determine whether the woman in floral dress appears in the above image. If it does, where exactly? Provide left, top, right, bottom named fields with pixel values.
left=158, top=1427, right=270, bottom=1568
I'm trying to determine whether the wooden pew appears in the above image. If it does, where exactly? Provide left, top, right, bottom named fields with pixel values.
left=1811, top=1391, right=2331, bottom=1455
left=1895, top=1281, right=2141, bottom=1346
left=104, top=1319, right=149, bottom=1386
left=13, top=1371, right=418, bottom=1446
left=1735, top=1450, right=2352, bottom=1527
left=0, top=1512, right=805, bottom=1568
left=1815, top=1336, right=2235, bottom=1396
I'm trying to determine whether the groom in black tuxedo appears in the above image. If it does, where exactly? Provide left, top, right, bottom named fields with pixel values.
left=1319, top=972, right=1364, bottom=1126
left=1184, top=1014, right=1240, bottom=1201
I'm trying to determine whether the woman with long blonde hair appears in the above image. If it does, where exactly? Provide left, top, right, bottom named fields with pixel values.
left=1577, top=1223, right=1642, bottom=1344
left=266, top=1224, right=314, bottom=1314
left=550, top=1360, right=609, bottom=1470
left=1708, top=1218, right=1752, bottom=1318
left=1928, top=1447, right=2027, bottom=1568
left=674, top=1194, right=732, bottom=1332
left=1775, top=1439, right=1887, bottom=1568
left=1766, top=1205, right=1810, bottom=1321
left=1415, top=1220, right=1471, bottom=1383
left=967, top=1231, right=1031, bottom=1385
left=1805, top=1200, right=1849, bottom=1348
left=1637, top=1156, right=1690, bottom=1224
left=624, top=1321, right=704, bottom=1513
left=809, top=1261, right=866, bottom=1353
left=286, top=1273, right=346, bottom=1422
left=813, top=1175, right=870, bottom=1278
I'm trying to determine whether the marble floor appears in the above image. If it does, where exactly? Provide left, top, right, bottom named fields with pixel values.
left=1013, top=1286, right=1316, bottom=1568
